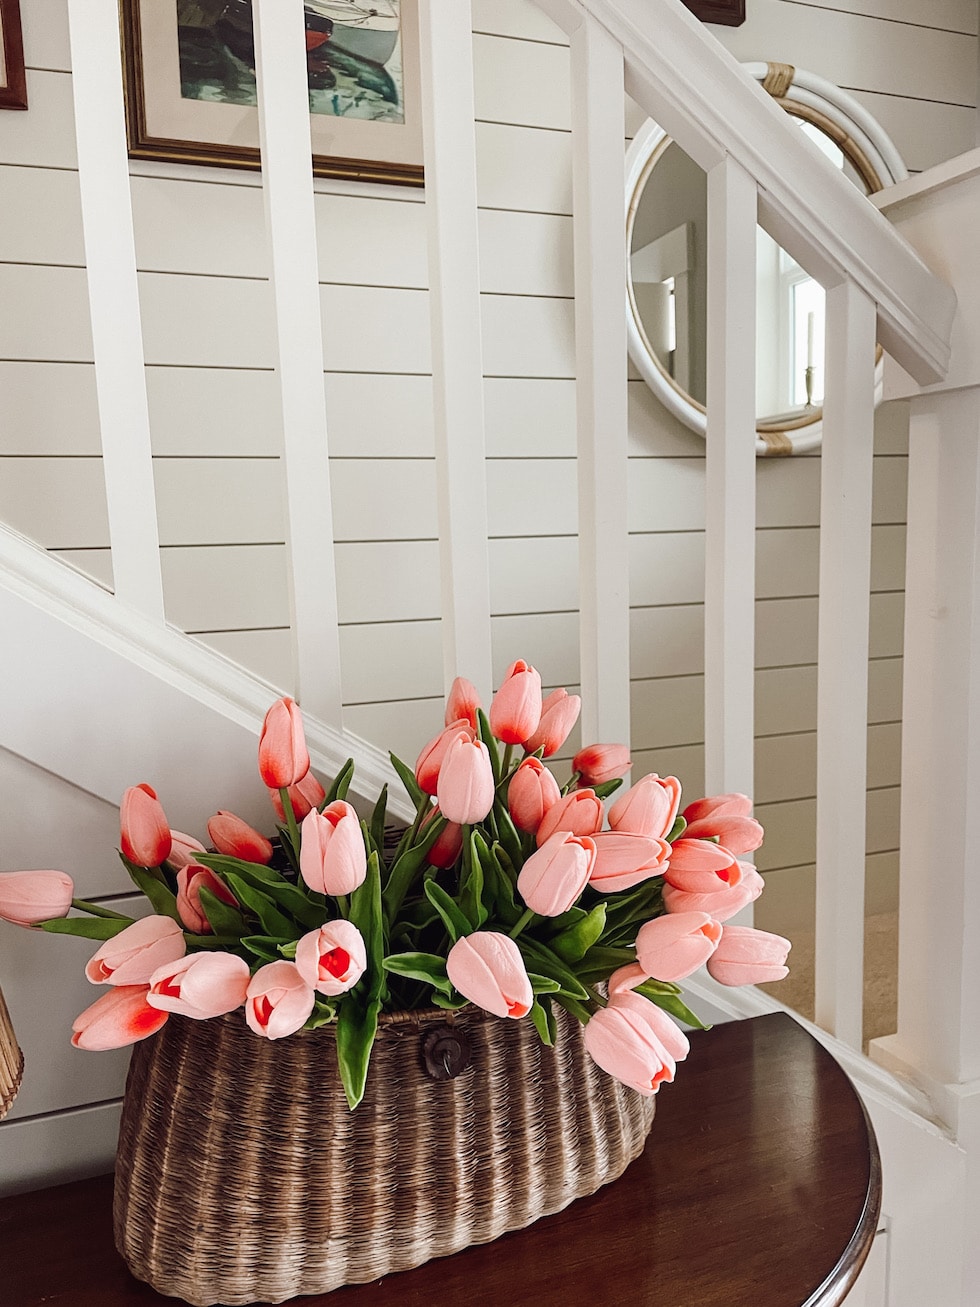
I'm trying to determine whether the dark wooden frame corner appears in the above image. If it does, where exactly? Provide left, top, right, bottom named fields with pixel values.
left=682, top=0, right=746, bottom=26
left=0, top=0, right=27, bottom=110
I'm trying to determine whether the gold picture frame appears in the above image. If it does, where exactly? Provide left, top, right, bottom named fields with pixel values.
left=121, top=0, right=424, bottom=186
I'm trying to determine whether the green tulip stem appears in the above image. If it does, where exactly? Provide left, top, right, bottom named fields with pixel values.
left=407, top=793, right=430, bottom=845
left=70, top=898, right=131, bottom=920
left=561, top=770, right=581, bottom=797
left=501, top=743, right=515, bottom=777
left=335, top=894, right=349, bottom=920
left=509, top=907, right=536, bottom=940
left=585, top=983, right=608, bottom=1010
left=278, top=786, right=302, bottom=856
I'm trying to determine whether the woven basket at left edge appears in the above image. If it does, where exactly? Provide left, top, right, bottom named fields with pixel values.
left=0, top=985, right=24, bottom=1120
left=114, top=1004, right=656, bottom=1306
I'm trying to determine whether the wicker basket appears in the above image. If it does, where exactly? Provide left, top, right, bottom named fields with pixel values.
left=0, top=985, right=24, bottom=1120
left=114, top=1003, right=655, bottom=1305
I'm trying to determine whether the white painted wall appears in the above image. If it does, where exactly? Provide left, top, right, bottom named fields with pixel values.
left=0, top=0, right=976, bottom=1193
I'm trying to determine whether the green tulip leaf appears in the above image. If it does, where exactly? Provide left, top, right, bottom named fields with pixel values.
left=222, top=873, right=296, bottom=940
left=551, top=903, right=607, bottom=964
left=122, top=861, right=182, bottom=923
left=636, top=984, right=711, bottom=1030
left=423, top=880, right=474, bottom=943
left=527, top=971, right=562, bottom=995
left=195, top=853, right=325, bottom=929
left=198, top=886, right=248, bottom=938
left=592, top=778, right=625, bottom=800
left=335, top=995, right=380, bottom=1110
left=517, top=938, right=590, bottom=1001
left=552, top=993, right=595, bottom=1025
left=430, top=990, right=469, bottom=1011
left=323, top=758, right=355, bottom=806
left=382, top=815, right=446, bottom=922
left=389, top=752, right=426, bottom=808
left=38, top=916, right=134, bottom=940
left=459, top=830, right=488, bottom=928
left=666, top=815, right=687, bottom=843
left=529, top=997, right=558, bottom=1046
left=477, top=709, right=502, bottom=784
left=382, top=951, right=453, bottom=995
left=369, top=785, right=388, bottom=857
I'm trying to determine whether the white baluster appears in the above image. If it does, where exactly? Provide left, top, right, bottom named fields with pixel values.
left=814, top=280, right=877, bottom=1049
left=252, top=0, right=343, bottom=724
left=66, top=0, right=163, bottom=620
left=570, top=16, right=630, bottom=745
left=704, top=158, right=757, bottom=810
left=418, top=0, right=493, bottom=700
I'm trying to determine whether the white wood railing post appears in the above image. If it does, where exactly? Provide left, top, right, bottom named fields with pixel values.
left=569, top=16, right=630, bottom=746
left=814, top=280, right=877, bottom=1050
left=252, top=0, right=343, bottom=725
left=703, top=157, right=757, bottom=808
left=418, top=0, right=494, bottom=701
left=66, top=0, right=164, bottom=621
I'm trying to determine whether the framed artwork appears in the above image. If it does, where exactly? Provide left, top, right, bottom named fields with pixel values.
left=120, top=0, right=423, bottom=186
left=0, top=0, right=27, bottom=110
left=681, top=0, right=746, bottom=24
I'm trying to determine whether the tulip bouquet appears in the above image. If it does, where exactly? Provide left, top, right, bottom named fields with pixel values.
left=0, top=660, right=789, bottom=1109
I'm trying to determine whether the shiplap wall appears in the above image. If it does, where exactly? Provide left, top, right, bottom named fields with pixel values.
left=0, top=0, right=975, bottom=1193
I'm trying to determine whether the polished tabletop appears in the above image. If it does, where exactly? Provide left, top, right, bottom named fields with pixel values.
left=0, top=1012, right=880, bottom=1307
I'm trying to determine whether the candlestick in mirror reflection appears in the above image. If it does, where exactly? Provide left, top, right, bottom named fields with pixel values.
left=805, top=310, right=815, bottom=407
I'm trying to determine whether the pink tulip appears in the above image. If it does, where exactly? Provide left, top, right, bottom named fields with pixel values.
left=573, top=743, right=633, bottom=786
left=120, top=783, right=172, bottom=868
left=147, top=951, right=251, bottom=1019
left=258, top=696, right=310, bottom=790
left=295, top=920, right=367, bottom=996
left=634, top=911, right=722, bottom=982
left=608, top=774, right=682, bottom=840
left=535, top=789, right=604, bottom=847
left=436, top=734, right=495, bottom=825
left=167, top=830, right=207, bottom=870
left=508, top=756, right=561, bottom=834
left=664, top=839, right=742, bottom=894
left=245, top=960, right=315, bottom=1039
left=489, top=659, right=542, bottom=746
left=299, top=802, right=367, bottom=896
left=681, top=792, right=764, bottom=855
left=207, top=810, right=273, bottom=865
left=0, top=869, right=74, bottom=926
left=85, top=915, right=186, bottom=986
left=176, top=863, right=238, bottom=935
left=583, top=990, right=689, bottom=1095
left=270, top=770, right=327, bottom=823
left=706, top=925, right=791, bottom=986
left=517, top=831, right=596, bottom=916
left=421, top=809, right=464, bottom=870
left=71, top=985, right=168, bottom=1051
left=446, top=932, right=533, bottom=1019
left=445, top=676, right=481, bottom=730
left=524, top=688, right=581, bottom=757
left=662, top=864, right=764, bottom=922
left=607, top=962, right=648, bottom=996
left=588, top=831, right=670, bottom=893
left=415, top=719, right=476, bottom=796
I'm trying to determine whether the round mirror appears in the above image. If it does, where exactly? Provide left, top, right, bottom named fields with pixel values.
left=625, top=63, right=908, bottom=456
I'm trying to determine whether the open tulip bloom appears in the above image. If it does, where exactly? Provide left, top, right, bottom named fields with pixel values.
left=0, top=668, right=786, bottom=1109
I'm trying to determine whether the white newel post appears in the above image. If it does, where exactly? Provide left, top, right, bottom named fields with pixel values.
left=569, top=17, right=630, bottom=746
left=66, top=0, right=164, bottom=621
left=252, top=0, right=343, bottom=725
left=418, top=0, right=494, bottom=702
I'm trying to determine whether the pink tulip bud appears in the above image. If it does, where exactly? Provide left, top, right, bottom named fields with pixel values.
left=415, top=719, right=476, bottom=796
left=706, top=925, right=791, bottom=986
left=167, top=830, right=207, bottom=871
left=445, top=676, right=481, bottom=730
left=245, top=960, right=315, bottom=1039
left=299, top=802, right=367, bottom=896
left=269, top=771, right=326, bottom=823
left=634, top=911, right=722, bottom=982
left=295, top=920, right=367, bottom=996
left=681, top=792, right=764, bottom=855
left=421, top=809, right=464, bottom=869
left=206, top=811, right=273, bottom=865
left=71, top=984, right=168, bottom=1051
left=608, top=774, right=681, bottom=840
left=436, top=734, right=495, bottom=825
left=258, top=696, right=310, bottom=790
left=176, top=863, right=238, bottom=935
left=489, top=659, right=542, bottom=746
left=0, top=869, right=74, bottom=927
left=583, top=991, right=689, bottom=1095
left=518, top=830, right=596, bottom=916
left=524, top=688, right=581, bottom=757
left=662, top=864, right=764, bottom=922
left=508, top=756, right=561, bottom=834
left=664, top=839, right=742, bottom=894
left=607, top=962, right=648, bottom=996
left=535, top=788, right=604, bottom=847
left=588, top=831, right=670, bottom=893
left=147, top=951, right=251, bottom=1019
left=572, top=743, right=633, bottom=787
left=120, top=784, right=172, bottom=868
left=85, top=915, right=186, bottom=986
left=446, top=931, right=533, bottom=1019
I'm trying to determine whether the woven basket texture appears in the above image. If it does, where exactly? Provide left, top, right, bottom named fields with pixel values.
left=114, top=1003, right=655, bottom=1305
left=0, top=985, right=24, bottom=1120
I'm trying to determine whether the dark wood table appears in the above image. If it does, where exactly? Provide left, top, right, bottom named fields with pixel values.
left=0, top=1012, right=880, bottom=1306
